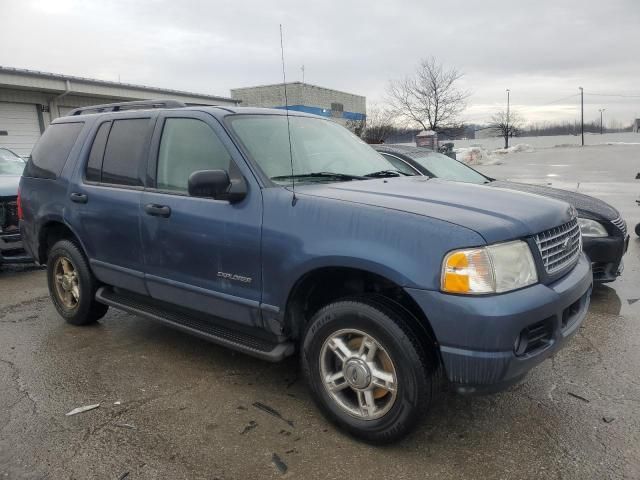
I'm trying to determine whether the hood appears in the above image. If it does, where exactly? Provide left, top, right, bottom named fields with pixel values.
left=0, top=175, right=20, bottom=198
left=488, top=180, right=620, bottom=221
left=296, top=177, right=574, bottom=244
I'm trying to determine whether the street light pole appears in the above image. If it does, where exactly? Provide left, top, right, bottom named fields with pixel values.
left=579, top=87, right=584, bottom=146
left=506, top=89, right=510, bottom=149
left=599, top=108, right=605, bottom=135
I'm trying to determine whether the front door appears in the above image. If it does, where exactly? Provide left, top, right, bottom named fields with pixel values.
left=140, top=111, right=263, bottom=328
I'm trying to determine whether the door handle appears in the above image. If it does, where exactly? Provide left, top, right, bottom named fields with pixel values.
left=144, top=204, right=171, bottom=218
left=70, top=192, right=88, bottom=204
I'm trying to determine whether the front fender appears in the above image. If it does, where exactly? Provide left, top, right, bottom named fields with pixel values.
left=260, top=188, right=485, bottom=313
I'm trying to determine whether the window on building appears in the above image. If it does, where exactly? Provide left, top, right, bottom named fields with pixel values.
left=330, top=102, right=344, bottom=113
left=101, top=119, right=149, bottom=186
left=156, top=118, right=232, bottom=192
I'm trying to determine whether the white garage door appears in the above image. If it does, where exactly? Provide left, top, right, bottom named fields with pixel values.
left=0, top=102, right=42, bottom=157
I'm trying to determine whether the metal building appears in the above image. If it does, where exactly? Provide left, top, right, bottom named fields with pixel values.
left=0, top=66, right=238, bottom=156
left=230, top=82, right=366, bottom=126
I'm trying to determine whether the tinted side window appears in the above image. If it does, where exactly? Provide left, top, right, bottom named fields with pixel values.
left=24, top=123, right=84, bottom=179
left=85, top=122, right=111, bottom=182
left=381, top=153, right=418, bottom=176
left=156, top=118, right=232, bottom=192
left=101, top=119, right=149, bottom=186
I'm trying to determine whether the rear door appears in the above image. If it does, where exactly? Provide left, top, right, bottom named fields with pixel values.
left=140, top=110, right=263, bottom=327
left=67, top=114, right=156, bottom=294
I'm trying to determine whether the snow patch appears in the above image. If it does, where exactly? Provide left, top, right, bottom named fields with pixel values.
left=455, top=147, right=502, bottom=165
left=455, top=144, right=533, bottom=165
left=492, top=144, right=534, bottom=154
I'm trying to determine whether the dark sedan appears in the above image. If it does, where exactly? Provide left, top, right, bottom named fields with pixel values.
left=374, top=144, right=629, bottom=283
left=0, top=147, right=31, bottom=267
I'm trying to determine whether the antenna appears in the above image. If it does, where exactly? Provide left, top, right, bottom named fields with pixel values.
left=280, top=24, right=297, bottom=206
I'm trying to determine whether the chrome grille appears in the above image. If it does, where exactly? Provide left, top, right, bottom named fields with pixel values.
left=535, top=218, right=582, bottom=274
left=611, top=216, right=627, bottom=237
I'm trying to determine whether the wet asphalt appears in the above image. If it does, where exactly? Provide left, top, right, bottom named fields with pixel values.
left=1, top=144, right=639, bottom=479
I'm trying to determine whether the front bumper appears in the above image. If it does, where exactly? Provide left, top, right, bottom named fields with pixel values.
left=406, top=253, right=593, bottom=393
left=583, top=234, right=628, bottom=283
left=0, top=231, right=32, bottom=264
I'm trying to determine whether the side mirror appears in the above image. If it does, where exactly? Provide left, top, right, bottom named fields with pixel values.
left=187, top=170, right=247, bottom=203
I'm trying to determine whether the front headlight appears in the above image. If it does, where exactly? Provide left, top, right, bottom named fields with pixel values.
left=577, top=217, right=608, bottom=237
left=442, top=240, right=538, bottom=294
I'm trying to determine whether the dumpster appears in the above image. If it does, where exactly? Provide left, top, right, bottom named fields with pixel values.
left=438, top=142, right=456, bottom=160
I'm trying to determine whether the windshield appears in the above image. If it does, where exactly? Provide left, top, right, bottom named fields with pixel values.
left=411, top=151, right=489, bottom=184
left=228, top=115, right=397, bottom=184
left=0, top=149, right=26, bottom=175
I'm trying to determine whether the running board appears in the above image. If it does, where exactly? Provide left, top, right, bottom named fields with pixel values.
left=96, top=287, right=294, bottom=362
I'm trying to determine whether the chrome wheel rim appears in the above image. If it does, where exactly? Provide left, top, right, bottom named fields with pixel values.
left=320, top=329, right=397, bottom=420
left=53, top=256, right=80, bottom=310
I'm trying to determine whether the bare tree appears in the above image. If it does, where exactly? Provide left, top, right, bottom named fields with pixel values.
left=387, top=57, right=470, bottom=132
left=490, top=110, right=523, bottom=149
left=363, top=104, right=397, bottom=144
left=346, top=104, right=397, bottom=144
left=345, top=118, right=366, bottom=137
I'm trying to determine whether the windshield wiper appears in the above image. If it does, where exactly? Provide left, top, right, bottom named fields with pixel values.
left=271, top=172, right=367, bottom=181
left=364, top=169, right=412, bottom=178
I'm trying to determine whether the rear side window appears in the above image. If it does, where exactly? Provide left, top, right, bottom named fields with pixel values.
left=85, top=122, right=111, bottom=182
left=24, top=122, right=84, bottom=179
left=380, top=153, right=417, bottom=176
left=156, top=118, right=232, bottom=192
left=101, top=119, right=149, bottom=186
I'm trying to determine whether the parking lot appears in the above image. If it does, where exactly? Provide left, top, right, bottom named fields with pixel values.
left=1, top=144, right=638, bottom=479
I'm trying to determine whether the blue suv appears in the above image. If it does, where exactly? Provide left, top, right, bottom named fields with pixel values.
left=19, top=100, right=592, bottom=443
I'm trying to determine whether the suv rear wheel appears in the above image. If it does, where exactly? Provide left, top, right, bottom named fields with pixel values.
left=47, top=239, right=108, bottom=325
left=301, top=296, right=434, bottom=444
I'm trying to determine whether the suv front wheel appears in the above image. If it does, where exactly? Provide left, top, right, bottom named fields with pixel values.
left=47, top=239, right=108, bottom=325
left=301, top=297, right=434, bottom=444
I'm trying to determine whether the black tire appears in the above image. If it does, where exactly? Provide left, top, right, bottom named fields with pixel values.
left=47, top=239, right=108, bottom=325
left=635, top=223, right=640, bottom=237
left=301, top=296, right=434, bottom=444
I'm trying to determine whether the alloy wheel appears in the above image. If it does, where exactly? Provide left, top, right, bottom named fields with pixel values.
left=53, top=256, right=80, bottom=310
left=319, top=329, right=397, bottom=420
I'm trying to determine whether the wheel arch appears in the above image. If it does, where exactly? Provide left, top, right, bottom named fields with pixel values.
left=284, top=266, right=441, bottom=364
left=37, top=219, right=87, bottom=264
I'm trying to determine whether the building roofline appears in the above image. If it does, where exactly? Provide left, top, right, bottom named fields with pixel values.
left=0, top=65, right=238, bottom=103
left=231, top=81, right=365, bottom=99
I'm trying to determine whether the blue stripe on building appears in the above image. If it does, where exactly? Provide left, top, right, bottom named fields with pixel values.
left=274, top=105, right=365, bottom=121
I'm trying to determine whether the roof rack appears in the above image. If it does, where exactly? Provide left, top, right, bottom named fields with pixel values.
left=68, top=99, right=187, bottom=116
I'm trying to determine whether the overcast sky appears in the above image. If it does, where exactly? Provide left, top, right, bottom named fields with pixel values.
left=2, top=0, right=639, bottom=126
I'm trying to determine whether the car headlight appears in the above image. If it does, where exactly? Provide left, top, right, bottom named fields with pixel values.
left=577, top=217, right=608, bottom=237
left=442, top=240, right=538, bottom=294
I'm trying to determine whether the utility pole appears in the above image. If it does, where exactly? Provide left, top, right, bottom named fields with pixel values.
left=579, top=87, right=584, bottom=146
left=505, top=88, right=510, bottom=149
left=599, top=108, right=605, bottom=135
